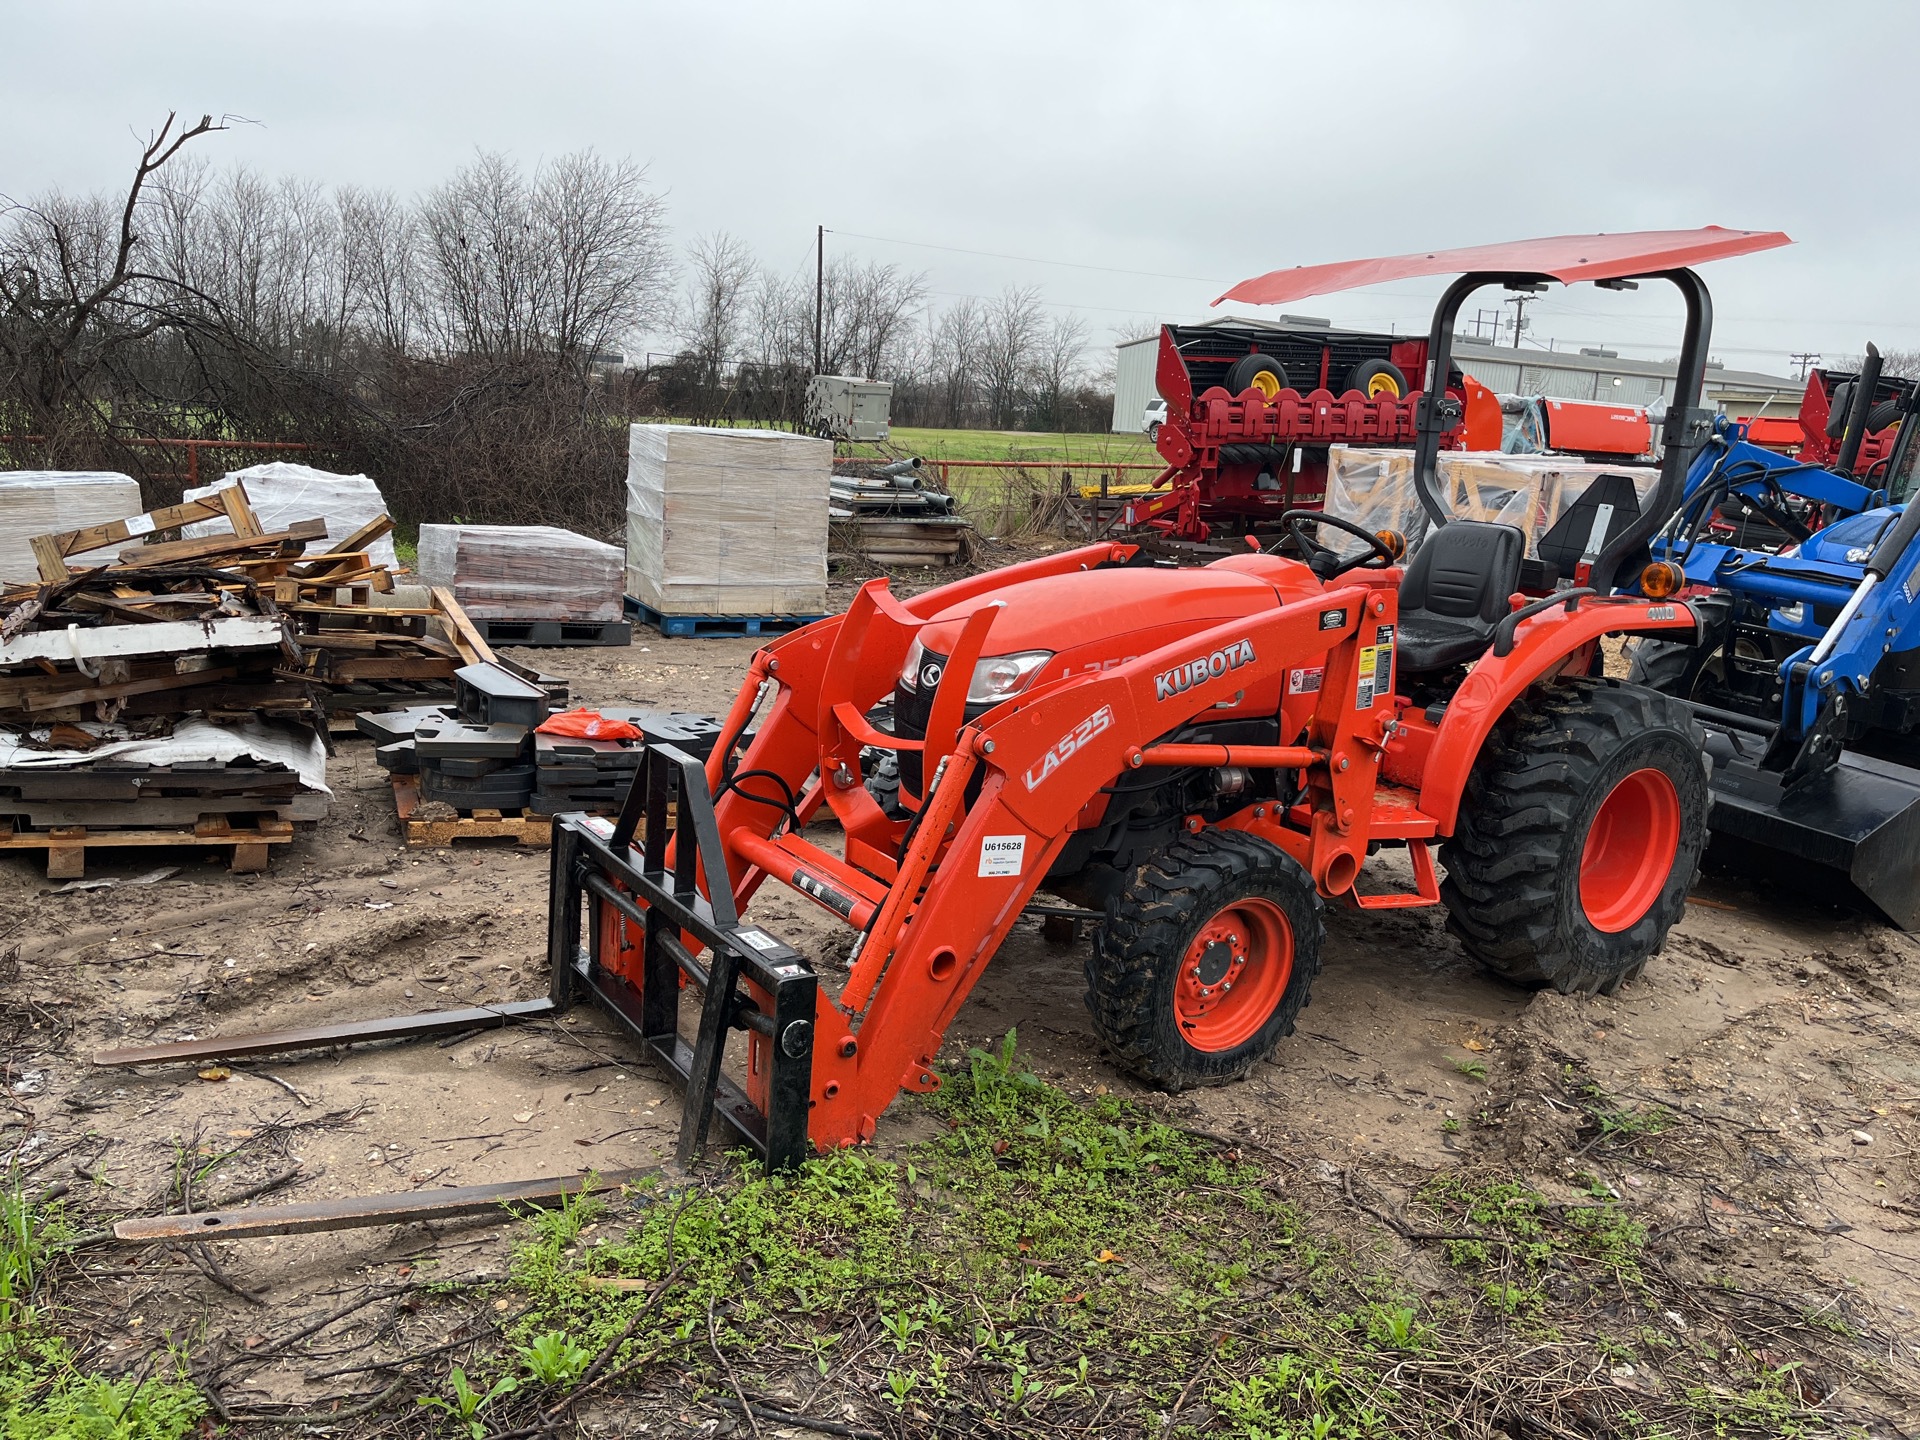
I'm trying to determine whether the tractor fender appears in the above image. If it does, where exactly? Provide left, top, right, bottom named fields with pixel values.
left=1418, top=597, right=1702, bottom=832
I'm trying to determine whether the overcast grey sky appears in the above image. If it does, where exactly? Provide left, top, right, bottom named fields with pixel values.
left=8, top=0, right=1916, bottom=376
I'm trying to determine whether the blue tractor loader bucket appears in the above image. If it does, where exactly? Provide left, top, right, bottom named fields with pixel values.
left=1701, top=724, right=1920, bottom=930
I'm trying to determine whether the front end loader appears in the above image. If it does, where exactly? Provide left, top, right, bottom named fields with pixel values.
left=1624, top=350, right=1920, bottom=926
left=96, top=229, right=1788, bottom=1205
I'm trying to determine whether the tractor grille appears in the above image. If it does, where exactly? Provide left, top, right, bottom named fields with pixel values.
left=890, top=652, right=996, bottom=799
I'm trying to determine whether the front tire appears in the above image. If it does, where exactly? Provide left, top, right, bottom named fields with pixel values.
left=1440, top=680, right=1707, bottom=995
left=1087, top=830, right=1323, bottom=1089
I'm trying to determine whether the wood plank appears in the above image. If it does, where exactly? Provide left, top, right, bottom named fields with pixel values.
left=0, top=615, right=283, bottom=666
left=220, top=483, right=264, bottom=539
left=113, top=519, right=326, bottom=568
left=37, top=494, right=235, bottom=572
left=31, top=535, right=70, bottom=583
left=0, top=823, right=295, bottom=851
left=294, top=515, right=393, bottom=577
left=23, top=666, right=239, bottom=712
left=431, top=587, right=497, bottom=665
left=330, top=656, right=458, bottom=681
left=108, top=1163, right=645, bottom=1243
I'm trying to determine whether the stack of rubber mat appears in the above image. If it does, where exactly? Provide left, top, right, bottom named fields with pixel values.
left=360, top=694, right=726, bottom=819
left=358, top=664, right=554, bottom=811
left=531, top=710, right=724, bottom=816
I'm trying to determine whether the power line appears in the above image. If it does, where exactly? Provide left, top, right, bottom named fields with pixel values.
left=827, top=228, right=1228, bottom=285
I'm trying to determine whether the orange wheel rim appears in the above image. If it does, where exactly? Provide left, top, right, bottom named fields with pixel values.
left=1173, top=896, right=1293, bottom=1051
left=1579, top=767, right=1681, bottom=932
left=1249, top=370, right=1282, bottom=400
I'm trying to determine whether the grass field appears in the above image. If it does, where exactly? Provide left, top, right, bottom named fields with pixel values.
left=845, top=426, right=1159, bottom=465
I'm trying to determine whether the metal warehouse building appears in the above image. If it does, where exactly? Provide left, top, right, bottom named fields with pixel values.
left=1110, top=315, right=1803, bottom=431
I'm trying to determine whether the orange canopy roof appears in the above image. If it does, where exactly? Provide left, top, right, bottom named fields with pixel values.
left=1214, top=227, right=1791, bottom=308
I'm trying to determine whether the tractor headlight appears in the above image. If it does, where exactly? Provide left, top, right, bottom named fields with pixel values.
left=968, top=651, right=1053, bottom=704
left=900, top=637, right=927, bottom=689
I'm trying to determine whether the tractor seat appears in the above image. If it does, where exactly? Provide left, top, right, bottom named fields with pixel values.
left=1394, top=521, right=1526, bottom=674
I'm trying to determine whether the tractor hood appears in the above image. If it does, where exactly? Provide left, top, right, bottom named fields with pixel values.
left=1796, top=504, right=1906, bottom=567
left=905, top=553, right=1327, bottom=705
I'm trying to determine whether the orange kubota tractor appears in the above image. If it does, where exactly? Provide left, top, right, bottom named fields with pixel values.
left=99, top=228, right=1792, bottom=1184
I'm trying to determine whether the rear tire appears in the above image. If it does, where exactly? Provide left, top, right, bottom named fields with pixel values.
left=1087, top=830, right=1323, bottom=1089
left=1624, top=636, right=1702, bottom=695
left=1440, top=679, right=1707, bottom=995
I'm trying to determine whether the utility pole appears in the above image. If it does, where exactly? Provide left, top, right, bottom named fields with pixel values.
left=1789, top=351, right=1820, bottom=381
left=1505, top=293, right=1534, bottom=349
left=813, top=225, right=825, bottom=376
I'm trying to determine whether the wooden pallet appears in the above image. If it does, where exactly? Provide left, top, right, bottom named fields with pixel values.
left=623, top=597, right=825, bottom=639
left=472, top=617, right=632, bottom=647
left=391, top=775, right=551, bottom=849
left=0, top=815, right=294, bottom=879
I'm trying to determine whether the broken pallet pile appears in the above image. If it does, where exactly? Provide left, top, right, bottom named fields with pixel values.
left=0, top=483, right=450, bottom=875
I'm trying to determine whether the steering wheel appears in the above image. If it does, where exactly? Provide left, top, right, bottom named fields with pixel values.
left=1277, top=510, right=1401, bottom=578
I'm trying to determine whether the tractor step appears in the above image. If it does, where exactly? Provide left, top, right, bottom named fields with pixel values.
left=624, top=597, right=826, bottom=639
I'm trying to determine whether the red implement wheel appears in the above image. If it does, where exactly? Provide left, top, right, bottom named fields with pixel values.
left=1578, top=768, right=1681, bottom=932
left=1088, top=830, right=1323, bottom=1089
left=1441, top=679, right=1707, bottom=996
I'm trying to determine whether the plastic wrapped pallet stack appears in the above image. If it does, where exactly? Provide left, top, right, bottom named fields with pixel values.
left=183, top=462, right=398, bottom=568
left=416, top=524, right=625, bottom=621
left=0, top=472, right=145, bottom=585
left=626, top=425, right=831, bottom=618
left=1323, top=446, right=1658, bottom=558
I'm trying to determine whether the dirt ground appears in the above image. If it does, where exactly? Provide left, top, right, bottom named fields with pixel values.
left=4, top=569, right=1919, bottom=1433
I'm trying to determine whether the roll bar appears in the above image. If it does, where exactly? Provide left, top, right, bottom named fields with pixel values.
left=1408, top=266, right=1716, bottom=594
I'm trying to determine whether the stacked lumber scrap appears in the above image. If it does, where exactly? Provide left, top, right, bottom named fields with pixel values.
left=828, top=460, right=973, bottom=567
left=0, top=481, right=495, bottom=875
left=0, top=483, right=535, bottom=728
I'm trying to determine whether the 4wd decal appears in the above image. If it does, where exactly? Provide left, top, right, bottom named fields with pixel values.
left=1024, top=705, right=1114, bottom=790
left=1154, top=639, right=1256, bottom=702
left=1646, top=604, right=1676, bottom=621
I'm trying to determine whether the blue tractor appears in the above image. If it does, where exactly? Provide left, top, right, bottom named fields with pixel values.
left=1624, top=347, right=1920, bottom=926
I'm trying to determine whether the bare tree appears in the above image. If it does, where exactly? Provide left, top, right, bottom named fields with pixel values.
left=0, top=112, right=225, bottom=436
left=979, top=285, right=1044, bottom=429
left=1026, top=311, right=1088, bottom=430
left=537, top=150, right=671, bottom=360
left=675, top=231, right=756, bottom=389
left=929, top=298, right=985, bottom=427
left=338, top=185, right=417, bottom=353
left=817, top=257, right=926, bottom=378
left=415, top=149, right=667, bottom=364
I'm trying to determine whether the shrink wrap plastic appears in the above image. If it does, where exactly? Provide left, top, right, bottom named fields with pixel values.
left=417, top=524, right=625, bottom=621
left=626, top=425, right=830, bottom=616
left=0, top=471, right=143, bottom=583
left=184, top=462, right=397, bottom=568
